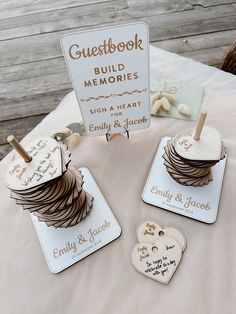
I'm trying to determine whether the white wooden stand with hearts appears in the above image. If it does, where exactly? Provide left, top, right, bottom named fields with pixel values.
left=31, top=167, right=121, bottom=273
left=5, top=137, right=121, bottom=273
left=142, top=137, right=227, bottom=223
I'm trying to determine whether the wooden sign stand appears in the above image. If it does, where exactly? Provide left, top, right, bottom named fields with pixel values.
left=60, top=22, right=150, bottom=138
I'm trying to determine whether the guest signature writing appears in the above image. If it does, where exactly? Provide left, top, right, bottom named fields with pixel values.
left=8, top=139, right=60, bottom=187
left=137, top=244, right=177, bottom=277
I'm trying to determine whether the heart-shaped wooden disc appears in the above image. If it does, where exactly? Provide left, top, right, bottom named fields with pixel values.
left=5, top=137, right=62, bottom=191
left=131, top=236, right=182, bottom=284
left=137, top=221, right=186, bottom=252
left=173, top=126, right=222, bottom=161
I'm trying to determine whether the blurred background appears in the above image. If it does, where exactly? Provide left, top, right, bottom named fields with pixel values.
left=0, top=0, right=236, bottom=159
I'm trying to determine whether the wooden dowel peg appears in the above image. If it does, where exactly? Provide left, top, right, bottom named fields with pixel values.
left=7, top=135, right=32, bottom=163
left=193, top=111, right=207, bottom=141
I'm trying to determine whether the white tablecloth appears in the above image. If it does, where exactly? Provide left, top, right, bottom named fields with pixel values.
left=1, top=46, right=236, bottom=314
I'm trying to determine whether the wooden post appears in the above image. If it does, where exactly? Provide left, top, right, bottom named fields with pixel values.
left=193, top=111, right=207, bottom=141
left=7, top=135, right=32, bottom=162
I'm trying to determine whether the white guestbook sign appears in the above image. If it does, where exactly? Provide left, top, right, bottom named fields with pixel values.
left=61, top=22, right=150, bottom=137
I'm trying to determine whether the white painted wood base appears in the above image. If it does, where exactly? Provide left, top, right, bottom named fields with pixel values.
left=142, top=137, right=227, bottom=224
left=31, top=167, right=121, bottom=273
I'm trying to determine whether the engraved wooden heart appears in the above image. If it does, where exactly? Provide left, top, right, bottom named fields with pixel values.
left=131, top=236, right=182, bottom=284
left=5, top=137, right=62, bottom=191
left=137, top=221, right=186, bottom=252
left=173, top=126, right=222, bottom=161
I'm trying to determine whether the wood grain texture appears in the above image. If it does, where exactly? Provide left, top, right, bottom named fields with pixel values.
left=1, top=89, right=71, bottom=121
left=0, top=115, right=47, bottom=148
left=152, top=30, right=236, bottom=54
left=0, top=0, right=113, bottom=19
left=0, top=0, right=236, bottom=159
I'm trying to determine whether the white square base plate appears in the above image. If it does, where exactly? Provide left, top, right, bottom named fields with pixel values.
left=142, top=137, right=227, bottom=224
left=31, top=167, right=121, bottom=273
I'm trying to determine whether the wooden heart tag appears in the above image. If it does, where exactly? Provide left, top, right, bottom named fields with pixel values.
left=131, top=236, right=182, bottom=284
left=5, top=137, right=62, bottom=191
left=172, top=112, right=222, bottom=161
left=173, top=126, right=222, bottom=161
left=137, top=221, right=186, bottom=252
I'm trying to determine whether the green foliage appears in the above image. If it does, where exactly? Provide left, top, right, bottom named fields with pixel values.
left=52, top=121, right=86, bottom=143
left=66, top=122, right=86, bottom=135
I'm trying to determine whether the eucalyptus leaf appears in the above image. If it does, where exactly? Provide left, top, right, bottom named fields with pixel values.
left=66, top=122, right=86, bottom=135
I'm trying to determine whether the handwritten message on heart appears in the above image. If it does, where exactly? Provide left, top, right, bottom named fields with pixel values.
left=5, top=137, right=62, bottom=190
left=131, top=236, right=182, bottom=284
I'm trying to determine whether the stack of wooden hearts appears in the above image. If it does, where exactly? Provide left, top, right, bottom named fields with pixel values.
left=163, top=111, right=226, bottom=186
left=131, top=221, right=186, bottom=284
left=5, top=136, right=93, bottom=228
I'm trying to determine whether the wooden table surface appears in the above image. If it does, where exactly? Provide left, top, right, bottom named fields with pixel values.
left=1, top=0, right=236, bottom=159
